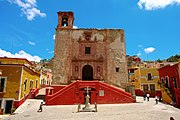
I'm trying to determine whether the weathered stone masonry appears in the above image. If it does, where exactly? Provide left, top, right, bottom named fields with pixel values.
left=53, top=11, right=128, bottom=89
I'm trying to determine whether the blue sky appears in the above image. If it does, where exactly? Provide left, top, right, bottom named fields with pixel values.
left=0, top=0, right=180, bottom=62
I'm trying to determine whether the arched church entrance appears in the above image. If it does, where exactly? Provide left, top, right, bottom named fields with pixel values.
left=82, top=65, right=93, bottom=80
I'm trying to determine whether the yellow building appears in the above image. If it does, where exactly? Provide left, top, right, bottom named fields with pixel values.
left=131, top=68, right=161, bottom=97
left=0, top=57, right=40, bottom=114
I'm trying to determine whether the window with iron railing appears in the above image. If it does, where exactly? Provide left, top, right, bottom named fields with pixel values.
left=147, top=73, right=153, bottom=80
left=24, top=79, right=27, bottom=91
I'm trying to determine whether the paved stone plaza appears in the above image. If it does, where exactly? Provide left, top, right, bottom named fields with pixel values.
left=1, top=97, right=180, bottom=120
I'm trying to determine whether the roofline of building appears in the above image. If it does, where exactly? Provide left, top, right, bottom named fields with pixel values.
left=57, top=28, right=124, bottom=31
left=0, top=57, right=33, bottom=66
left=158, top=62, right=179, bottom=70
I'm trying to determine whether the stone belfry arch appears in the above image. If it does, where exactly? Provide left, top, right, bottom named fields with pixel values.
left=56, top=11, right=74, bottom=30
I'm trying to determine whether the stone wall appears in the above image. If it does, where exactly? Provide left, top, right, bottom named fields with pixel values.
left=53, top=29, right=128, bottom=88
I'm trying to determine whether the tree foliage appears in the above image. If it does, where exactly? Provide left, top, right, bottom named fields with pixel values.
left=166, top=54, right=180, bottom=62
left=156, top=58, right=163, bottom=63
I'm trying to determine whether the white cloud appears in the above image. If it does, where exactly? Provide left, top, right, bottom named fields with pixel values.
left=137, top=45, right=143, bottom=48
left=53, top=34, right=56, bottom=40
left=6, top=0, right=46, bottom=20
left=73, top=26, right=78, bottom=29
left=137, top=51, right=141, bottom=57
left=48, top=51, right=54, bottom=54
left=28, top=41, right=35, bottom=45
left=0, top=48, right=41, bottom=62
left=144, top=47, right=156, bottom=54
left=46, top=48, right=54, bottom=54
left=138, top=0, right=180, bottom=10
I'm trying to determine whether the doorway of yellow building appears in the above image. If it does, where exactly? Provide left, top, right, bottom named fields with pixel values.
left=5, top=100, right=13, bottom=114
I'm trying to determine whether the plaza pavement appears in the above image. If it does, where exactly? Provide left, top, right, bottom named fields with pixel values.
left=1, top=96, right=180, bottom=120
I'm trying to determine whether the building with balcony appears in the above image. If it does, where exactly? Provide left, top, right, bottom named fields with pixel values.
left=130, top=68, right=161, bottom=97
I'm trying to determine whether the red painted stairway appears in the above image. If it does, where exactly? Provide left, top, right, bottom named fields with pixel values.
left=45, top=81, right=136, bottom=105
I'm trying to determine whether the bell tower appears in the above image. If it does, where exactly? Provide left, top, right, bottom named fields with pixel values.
left=56, top=11, right=74, bottom=30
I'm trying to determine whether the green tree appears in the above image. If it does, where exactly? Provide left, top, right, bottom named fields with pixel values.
left=167, top=54, right=180, bottom=62
left=156, top=58, right=163, bottom=63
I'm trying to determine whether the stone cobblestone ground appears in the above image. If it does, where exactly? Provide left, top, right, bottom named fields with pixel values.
left=1, top=97, right=180, bottom=120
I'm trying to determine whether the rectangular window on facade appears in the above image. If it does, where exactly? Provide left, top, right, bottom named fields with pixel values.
left=36, top=80, right=38, bottom=88
left=0, top=78, right=5, bottom=92
left=173, top=77, right=177, bottom=88
left=85, top=47, right=91, bottom=54
left=24, top=79, right=27, bottom=91
left=41, top=79, right=45, bottom=85
left=116, top=67, right=119, bottom=72
left=147, top=73, right=153, bottom=80
left=150, top=84, right=155, bottom=92
left=143, top=84, right=148, bottom=92
left=161, top=78, right=164, bottom=83
left=30, top=80, right=33, bottom=89
left=129, top=69, right=134, bottom=73
left=165, top=76, right=170, bottom=88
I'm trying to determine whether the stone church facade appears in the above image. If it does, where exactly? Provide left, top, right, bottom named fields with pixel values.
left=53, top=11, right=128, bottom=89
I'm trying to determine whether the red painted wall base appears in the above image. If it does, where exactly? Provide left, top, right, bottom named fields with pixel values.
left=175, top=88, right=180, bottom=108
left=14, top=88, right=39, bottom=109
left=46, top=81, right=136, bottom=105
left=135, top=89, right=162, bottom=98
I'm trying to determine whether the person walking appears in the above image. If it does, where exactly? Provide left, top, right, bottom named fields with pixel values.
left=143, top=93, right=146, bottom=101
left=146, top=93, right=150, bottom=101
left=37, top=102, right=43, bottom=112
left=155, top=95, right=158, bottom=104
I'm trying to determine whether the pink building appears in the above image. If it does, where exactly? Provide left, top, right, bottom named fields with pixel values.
left=46, top=70, right=53, bottom=86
